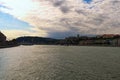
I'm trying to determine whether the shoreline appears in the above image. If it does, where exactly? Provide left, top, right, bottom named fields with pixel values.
left=0, top=44, right=20, bottom=49
left=0, top=44, right=120, bottom=49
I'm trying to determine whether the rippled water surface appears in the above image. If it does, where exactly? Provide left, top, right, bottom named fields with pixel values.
left=0, top=45, right=120, bottom=80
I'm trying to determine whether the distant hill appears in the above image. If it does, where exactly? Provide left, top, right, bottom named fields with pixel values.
left=15, top=36, right=60, bottom=45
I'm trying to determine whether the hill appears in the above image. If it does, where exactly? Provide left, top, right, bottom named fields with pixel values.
left=15, top=36, right=60, bottom=45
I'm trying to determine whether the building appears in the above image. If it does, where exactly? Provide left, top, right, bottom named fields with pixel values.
left=102, top=34, right=115, bottom=38
left=0, top=32, right=6, bottom=42
left=112, top=38, right=120, bottom=46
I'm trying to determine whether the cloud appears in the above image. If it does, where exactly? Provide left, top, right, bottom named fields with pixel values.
left=59, top=5, right=71, bottom=13
left=53, top=0, right=65, bottom=7
left=0, top=0, right=120, bottom=39
left=0, top=4, right=11, bottom=10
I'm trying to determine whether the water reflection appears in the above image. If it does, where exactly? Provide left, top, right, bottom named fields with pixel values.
left=0, top=45, right=120, bottom=80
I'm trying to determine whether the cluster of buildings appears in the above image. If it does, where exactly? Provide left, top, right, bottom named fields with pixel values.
left=59, top=34, right=120, bottom=46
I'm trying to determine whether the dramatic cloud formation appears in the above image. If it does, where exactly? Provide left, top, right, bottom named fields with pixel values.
left=0, top=0, right=120, bottom=39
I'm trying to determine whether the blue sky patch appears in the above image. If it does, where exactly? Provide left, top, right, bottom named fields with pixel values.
left=83, top=0, right=92, bottom=4
left=0, top=11, right=32, bottom=31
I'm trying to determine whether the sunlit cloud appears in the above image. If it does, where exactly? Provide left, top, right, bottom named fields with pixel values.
left=1, top=29, right=47, bottom=40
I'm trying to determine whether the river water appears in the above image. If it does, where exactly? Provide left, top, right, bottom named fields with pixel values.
left=0, top=45, right=120, bottom=80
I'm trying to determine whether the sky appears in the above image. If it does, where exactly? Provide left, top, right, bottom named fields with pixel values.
left=0, top=0, right=120, bottom=39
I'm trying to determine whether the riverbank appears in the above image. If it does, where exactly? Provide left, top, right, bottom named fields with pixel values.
left=0, top=44, right=20, bottom=49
